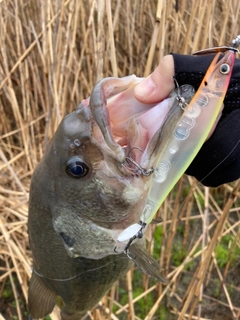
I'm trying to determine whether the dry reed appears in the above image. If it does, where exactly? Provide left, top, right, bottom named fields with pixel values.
left=0, top=0, right=240, bottom=319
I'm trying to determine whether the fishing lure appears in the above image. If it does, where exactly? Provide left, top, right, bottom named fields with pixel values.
left=115, top=35, right=240, bottom=254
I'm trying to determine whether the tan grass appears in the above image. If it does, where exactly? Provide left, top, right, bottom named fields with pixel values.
left=0, top=0, right=240, bottom=319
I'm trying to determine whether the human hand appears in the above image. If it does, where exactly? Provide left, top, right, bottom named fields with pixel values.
left=134, top=54, right=223, bottom=139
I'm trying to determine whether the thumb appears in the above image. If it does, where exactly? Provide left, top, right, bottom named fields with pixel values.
left=134, top=55, right=175, bottom=104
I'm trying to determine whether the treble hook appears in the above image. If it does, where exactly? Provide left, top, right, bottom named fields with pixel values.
left=122, top=147, right=154, bottom=176
left=173, top=77, right=189, bottom=110
left=123, top=221, right=146, bottom=258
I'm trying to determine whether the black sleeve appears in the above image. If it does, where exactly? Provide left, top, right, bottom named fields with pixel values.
left=171, top=53, right=240, bottom=187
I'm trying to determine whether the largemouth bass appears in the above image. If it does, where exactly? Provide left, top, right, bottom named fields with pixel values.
left=28, top=77, right=194, bottom=319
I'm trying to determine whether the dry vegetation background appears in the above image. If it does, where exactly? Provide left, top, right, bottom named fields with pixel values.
left=0, top=0, right=240, bottom=319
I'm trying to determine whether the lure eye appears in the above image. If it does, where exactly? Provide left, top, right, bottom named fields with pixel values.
left=219, top=63, right=230, bottom=75
left=66, top=157, right=89, bottom=178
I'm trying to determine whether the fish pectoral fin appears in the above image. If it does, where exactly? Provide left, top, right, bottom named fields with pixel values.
left=28, top=272, right=57, bottom=319
left=127, top=242, right=167, bottom=283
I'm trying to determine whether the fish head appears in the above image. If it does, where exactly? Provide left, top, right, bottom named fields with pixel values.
left=35, top=76, right=194, bottom=259
left=49, top=96, right=149, bottom=220
left=39, top=93, right=150, bottom=259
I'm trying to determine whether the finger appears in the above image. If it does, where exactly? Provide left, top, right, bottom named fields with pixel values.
left=134, top=55, right=175, bottom=103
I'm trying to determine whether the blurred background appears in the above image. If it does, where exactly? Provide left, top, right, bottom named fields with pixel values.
left=0, top=0, right=240, bottom=319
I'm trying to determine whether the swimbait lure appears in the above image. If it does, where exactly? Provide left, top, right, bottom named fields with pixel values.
left=115, top=35, right=240, bottom=254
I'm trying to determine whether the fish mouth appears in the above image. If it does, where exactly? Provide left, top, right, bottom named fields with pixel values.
left=89, top=75, right=174, bottom=172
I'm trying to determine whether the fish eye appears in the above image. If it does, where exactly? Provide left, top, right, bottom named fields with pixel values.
left=66, top=157, right=89, bottom=178
left=219, top=63, right=230, bottom=74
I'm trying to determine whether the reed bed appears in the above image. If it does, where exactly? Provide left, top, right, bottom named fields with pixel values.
left=0, top=0, right=240, bottom=319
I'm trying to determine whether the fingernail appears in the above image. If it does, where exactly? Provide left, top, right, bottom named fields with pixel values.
left=135, top=76, right=156, bottom=97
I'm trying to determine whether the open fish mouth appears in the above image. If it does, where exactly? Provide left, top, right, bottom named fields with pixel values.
left=52, top=77, right=195, bottom=260
left=52, top=76, right=196, bottom=262
left=89, top=75, right=195, bottom=173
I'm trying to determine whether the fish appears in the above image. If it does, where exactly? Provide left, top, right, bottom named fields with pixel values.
left=28, top=76, right=195, bottom=319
